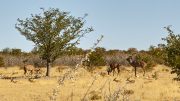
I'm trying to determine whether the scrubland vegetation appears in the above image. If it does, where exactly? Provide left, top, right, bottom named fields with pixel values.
left=0, top=44, right=179, bottom=101
left=0, top=65, right=179, bottom=101
left=0, top=8, right=180, bottom=101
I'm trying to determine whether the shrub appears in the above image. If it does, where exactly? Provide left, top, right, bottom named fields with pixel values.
left=53, top=55, right=82, bottom=66
left=88, top=48, right=106, bottom=66
left=105, top=54, right=129, bottom=66
left=0, top=56, right=5, bottom=67
left=136, top=53, right=157, bottom=71
left=162, top=26, right=180, bottom=80
left=148, top=45, right=166, bottom=65
left=127, top=48, right=138, bottom=54
left=11, top=48, right=21, bottom=56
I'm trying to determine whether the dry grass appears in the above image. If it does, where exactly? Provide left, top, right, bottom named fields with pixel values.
left=0, top=65, right=179, bottom=101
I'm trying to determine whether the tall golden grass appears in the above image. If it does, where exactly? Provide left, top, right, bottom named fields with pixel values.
left=0, top=65, right=179, bottom=101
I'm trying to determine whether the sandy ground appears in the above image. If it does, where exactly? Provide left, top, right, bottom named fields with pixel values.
left=0, top=65, right=179, bottom=101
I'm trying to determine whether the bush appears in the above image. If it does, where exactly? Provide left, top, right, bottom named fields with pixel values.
left=148, top=45, right=166, bottom=65
left=11, top=48, right=21, bottom=56
left=0, top=56, right=4, bottom=67
left=105, top=53, right=129, bottom=66
left=163, top=26, right=180, bottom=80
left=127, top=48, right=138, bottom=54
left=136, top=53, right=157, bottom=71
left=53, top=55, right=82, bottom=66
left=88, top=48, right=106, bottom=66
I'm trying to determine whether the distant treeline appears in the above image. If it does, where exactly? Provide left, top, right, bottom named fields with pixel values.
left=0, top=46, right=165, bottom=69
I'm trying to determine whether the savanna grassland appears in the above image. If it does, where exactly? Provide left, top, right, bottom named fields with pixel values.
left=0, top=4, right=180, bottom=101
left=0, top=65, right=179, bottom=101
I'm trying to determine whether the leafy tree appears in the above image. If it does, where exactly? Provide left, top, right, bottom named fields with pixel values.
left=149, top=45, right=164, bottom=57
left=2, top=48, right=11, bottom=54
left=11, top=48, right=22, bottom=56
left=127, top=47, right=138, bottom=54
left=15, top=8, right=93, bottom=76
left=163, top=26, right=180, bottom=80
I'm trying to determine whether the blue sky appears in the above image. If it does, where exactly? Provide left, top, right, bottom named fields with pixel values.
left=0, top=0, right=180, bottom=52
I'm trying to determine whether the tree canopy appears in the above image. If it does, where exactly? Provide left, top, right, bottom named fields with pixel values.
left=15, top=8, right=93, bottom=76
left=163, top=26, right=180, bottom=80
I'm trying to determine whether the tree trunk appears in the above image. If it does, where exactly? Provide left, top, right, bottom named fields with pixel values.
left=46, top=61, right=51, bottom=77
left=135, top=67, right=137, bottom=77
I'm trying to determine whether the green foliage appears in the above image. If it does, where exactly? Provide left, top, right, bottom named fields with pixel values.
left=11, top=48, right=22, bottom=56
left=1, top=48, right=25, bottom=56
left=2, top=48, right=11, bottom=54
left=15, top=8, right=93, bottom=76
left=127, top=48, right=138, bottom=54
left=163, top=26, right=180, bottom=80
left=148, top=45, right=166, bottom=64
left=65, top=47, right=84, bottom=55
left=88, top=47, right=106, bottom=66
left=106, top=49, right=120, bottom=55
left=0, top=56, right=4, bottom=67
left=136, top=53, right=157, bottom=71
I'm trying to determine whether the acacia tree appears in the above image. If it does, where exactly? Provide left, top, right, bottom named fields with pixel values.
left=163, top=26, right=180, bottom=80
left=16, top=8, right=93, bottom=76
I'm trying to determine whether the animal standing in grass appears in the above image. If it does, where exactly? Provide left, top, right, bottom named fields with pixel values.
left=107, top=63, right=121, bottom=76
left=24, top=65, right=35, bottom=75
left=24, top=65, right=36, bottom=75
left=23, top=59, right=41, bottom=76
left=24, top=65, right=42, bottom=76
left=126, top=56, right=146, bottom=77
